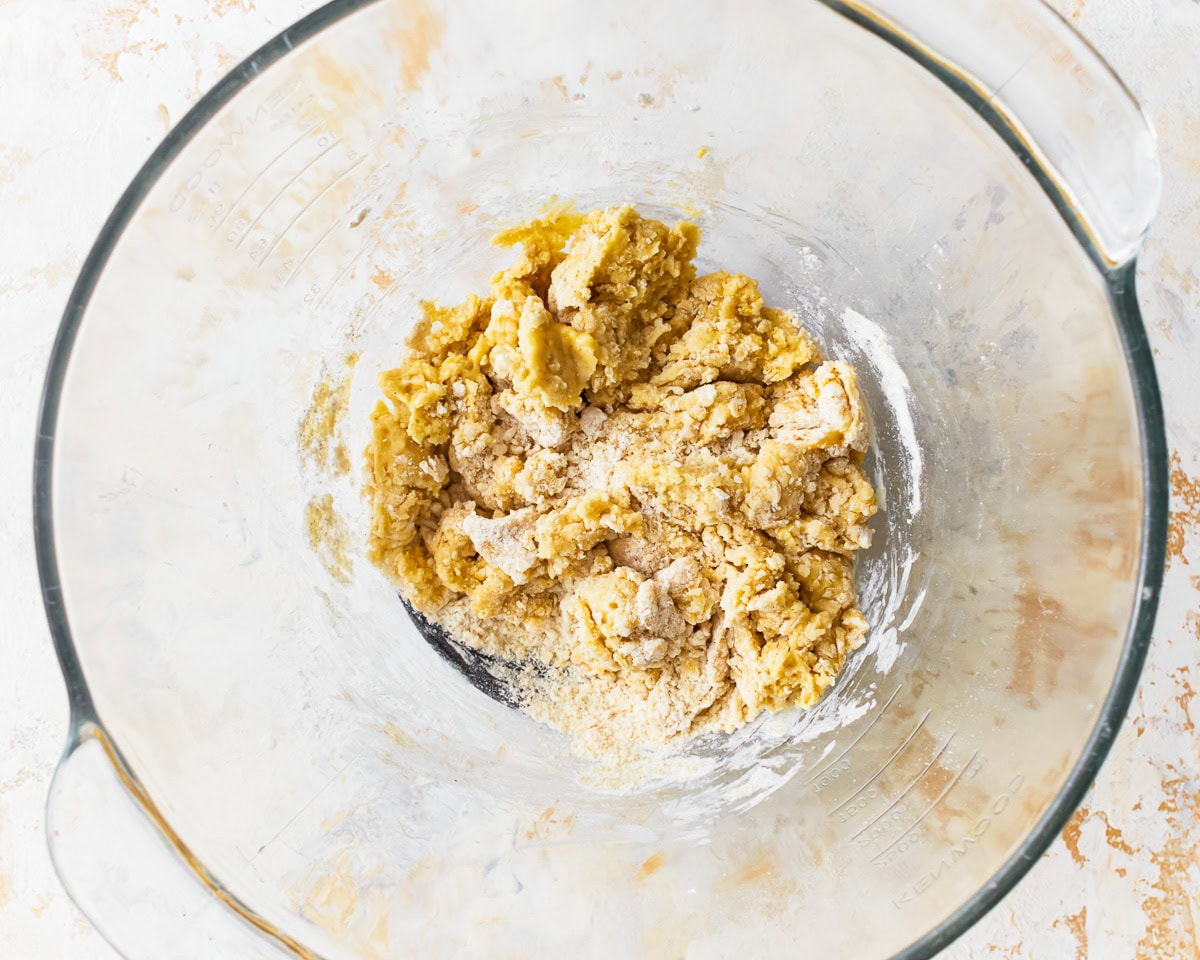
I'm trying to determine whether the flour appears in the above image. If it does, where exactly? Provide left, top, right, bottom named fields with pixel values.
left=840, top=306, right=923, bottom=518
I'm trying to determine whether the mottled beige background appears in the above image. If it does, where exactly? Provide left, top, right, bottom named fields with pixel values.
left=1, top=1, right=1197, bottom=957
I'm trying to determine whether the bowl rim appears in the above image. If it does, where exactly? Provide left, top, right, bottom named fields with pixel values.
left=33, top=1, right=1169, bottom=958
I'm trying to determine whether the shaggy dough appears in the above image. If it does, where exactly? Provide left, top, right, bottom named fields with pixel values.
left=366, top=205, right=876, bottom=757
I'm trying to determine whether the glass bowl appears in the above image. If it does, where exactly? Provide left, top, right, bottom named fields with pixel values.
left=36, top=1, right=1167, bottom=957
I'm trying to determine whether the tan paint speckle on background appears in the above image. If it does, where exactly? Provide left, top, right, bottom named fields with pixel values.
left=1135, top=768, right=1200, bottom=958
left=1053, top=906, right=1088, bottom=959
left=637, top=853, right=666, bottom=880
left=210, top=0, right=259, bottom=16
left=1061, top=806, right=1089, bottom=868
left=389, top=0, right=445, bottom=93
left=1168, top=451, right=1200, bottom=568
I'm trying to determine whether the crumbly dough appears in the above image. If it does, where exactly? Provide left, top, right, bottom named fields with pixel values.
left=365, top=205, right=877, bottom=758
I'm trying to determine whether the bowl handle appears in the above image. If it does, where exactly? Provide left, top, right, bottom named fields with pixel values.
left=836, top=0, right=1162, bottom=267
left=47, top=721, right=307, bottom=960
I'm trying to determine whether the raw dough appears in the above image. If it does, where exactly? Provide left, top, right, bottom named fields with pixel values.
left=365, top=205, right=877, bottom=758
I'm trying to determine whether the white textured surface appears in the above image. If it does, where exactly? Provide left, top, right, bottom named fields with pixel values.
left=1, top=1, right=1198, bottom=957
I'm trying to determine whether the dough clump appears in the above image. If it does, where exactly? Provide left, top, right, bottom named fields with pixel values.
left=366, top=205, right=876, bottom=756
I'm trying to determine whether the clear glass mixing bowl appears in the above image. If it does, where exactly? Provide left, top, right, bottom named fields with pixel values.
left=36, top=1, right=1168, bottom=958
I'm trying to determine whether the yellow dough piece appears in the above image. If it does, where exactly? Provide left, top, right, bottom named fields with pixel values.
left=514, top=295, right=599, bottom=411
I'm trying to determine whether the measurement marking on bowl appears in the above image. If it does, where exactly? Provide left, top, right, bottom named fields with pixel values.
left=355, top=276, right=403, bottom=331
left=259, top=156, right=367, bottom=267
left=284, top=167, right=394, bottom=287
left=247, top=753, right=359, bottom=864
left=314, top=188, right=427, bottom=310
left=851, top=731, right=957, bottom=842
left=870, top=749, right=981, bottom=864
left=801, top=684, right=902, bottom=789
left=235, top=137, right=344, bottom=249
left=315, top=239, right=376, bottom=309
left=212, top=120, right=320, bottom=233
left=829, top=710, right=931, bottom=815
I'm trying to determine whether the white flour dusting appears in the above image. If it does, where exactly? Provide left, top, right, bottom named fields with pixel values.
left=840, top=307, right=923, bottom=518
